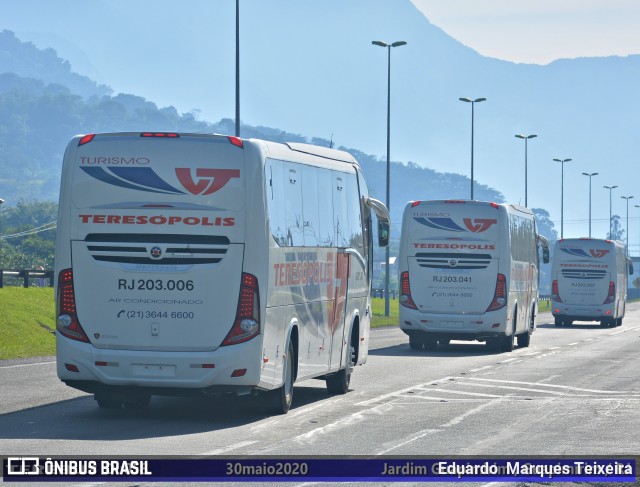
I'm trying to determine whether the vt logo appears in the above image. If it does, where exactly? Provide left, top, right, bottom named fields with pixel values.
left=176, top=168, right=240, bottom=195
left=463, top=218, right=497, bottom=233
left=590, top=249, right=610, bottom=258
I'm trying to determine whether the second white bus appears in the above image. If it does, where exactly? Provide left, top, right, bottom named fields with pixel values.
left=398, top=200, right=549, bottom=353
left=551, top=238, right=631, bottom=327
left=55, top=132, right=389, bottom=414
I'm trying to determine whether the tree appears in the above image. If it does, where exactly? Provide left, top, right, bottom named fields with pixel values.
left=532, top=208, right=557, bottom=245
left=609, top=214, right=625, bottom=241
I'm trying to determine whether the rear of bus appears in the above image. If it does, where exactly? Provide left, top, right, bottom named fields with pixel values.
left=55, top=132, right=265, bottom=405
left=398, top=200, right=509, bottom=347
left=551, top=238, right=621, bottom=326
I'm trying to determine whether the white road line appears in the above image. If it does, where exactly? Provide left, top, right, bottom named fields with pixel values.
left=0, top=361, right=56, bottom=369
left=377, top=428, right=442, bottom=455
left=470, top=366, right=493, bottom=372
left=497, top=358, right=519, bottom=363
left=548, top=347, right=561, bottom=350
left=462, top=382, right=570, bottom=396
left=202, top=440, right=259, bottom=455
left=430, top=388, right=503, bottom=398
left=466, top=377, right=627, bottom=394
left=569, top=342, right=580, bottom=345
left=441, top=400, right=499, bottom=428
left=355, top=378, right=455, bottom=407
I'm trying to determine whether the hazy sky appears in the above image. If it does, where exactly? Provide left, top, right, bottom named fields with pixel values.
left=411, top=0, right=640, bottom=64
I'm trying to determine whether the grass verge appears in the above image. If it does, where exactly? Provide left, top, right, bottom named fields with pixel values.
left=0, top=287, right=56, bottom=360
left=371, top=297, right=399, bottom=328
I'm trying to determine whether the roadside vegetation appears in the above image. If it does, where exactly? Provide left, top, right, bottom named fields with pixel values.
left=0, top=287, right=55, bottom=360
left=0, top=290, right=552, bottom=361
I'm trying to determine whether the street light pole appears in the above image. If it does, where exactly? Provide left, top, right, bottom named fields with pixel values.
left=515, top=134, right=537, bottom=207
left=459, top=97, right=486, bottom=200
left=372, top=39, right=406, bottom=317
left=635, top=204, right=640, bottom=257
left=235, top=0, right=240, bottom=137
left=553, top=158, right=573, bottom=239
left=622, top=196, right=634, bottom=255
left=581, top=172, right=598, bottom=237
left=0, top=198, right=4, bottom=238
left=604, top=185, right=618, bottom=239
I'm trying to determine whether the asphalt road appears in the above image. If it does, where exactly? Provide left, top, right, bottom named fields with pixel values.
left=1, top=306, right=639, bottom=487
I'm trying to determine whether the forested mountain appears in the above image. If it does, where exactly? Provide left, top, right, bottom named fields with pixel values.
left=0, top=29, right=504, bottom=219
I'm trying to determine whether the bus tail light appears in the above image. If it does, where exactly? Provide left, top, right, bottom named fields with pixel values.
left=222, top=273, right=260, bottom=346
left=486, top=273, right=507, bottom=311
left=552, top=279, right=562, bottom=302
left=603, top=281, right=615, bottom=304
left=399, top=271, right=417, bottom=309
left=57, top=269, right=90, bottom=343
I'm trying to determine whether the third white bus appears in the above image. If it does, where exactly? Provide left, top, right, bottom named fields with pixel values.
left=551, top=238, right=631, bottom=327
left=398, top=200, right=549, bottom=353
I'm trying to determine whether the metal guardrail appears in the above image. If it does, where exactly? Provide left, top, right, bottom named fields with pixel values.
left=0, top=269, right=54, bottom=288
left=372, top=289, right=398, bottom=299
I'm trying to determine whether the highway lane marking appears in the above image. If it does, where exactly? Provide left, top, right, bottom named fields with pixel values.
left=465, top=377, right=629, bottom=394
left=470, top=366, right=493, bottom=372
left=0, top=360, right=56, bottom=368
left=202, top=440, right=259, bottom=455
left=377, top=427, right=442, bottom=455
left=569, top=342, right=580, bottom=345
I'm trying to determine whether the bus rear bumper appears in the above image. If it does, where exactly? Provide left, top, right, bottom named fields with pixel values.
left=399, top=309, right=509, bottom=342
left=56, top=334, right=268, bottom=395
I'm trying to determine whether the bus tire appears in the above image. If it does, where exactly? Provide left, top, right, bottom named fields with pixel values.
left=271, top=339, right=295, bottom=414
left=486, top=338, right=501, bottom=352
left=500, top=316, right=516, bottom=353
left=326, top=342, right=355, bottom=395
left=554, top=317, right=563, bottom=327
left=617, top=317, right=623, bottom=327
left=517, top=330, right=530, bottom=348
left=95, top=393, right=122, bottom=410
left=409, top=335, right=424, bottom=350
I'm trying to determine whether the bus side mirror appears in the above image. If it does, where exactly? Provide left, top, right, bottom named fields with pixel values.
left=378, top=220, right=389, bottom=247
left=629, top=262, right=634, bottom=275
left=542, top=246, right=550, bottom=264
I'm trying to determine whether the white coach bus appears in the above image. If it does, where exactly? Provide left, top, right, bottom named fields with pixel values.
left=55, top=132, right=389, bottom=414
left=551, top=238, right=631, bottom=327
left=398, top=200, right=549, bottom=353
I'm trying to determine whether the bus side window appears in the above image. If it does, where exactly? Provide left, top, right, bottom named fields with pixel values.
left=346, top=173, right=364, bottom=257
left=284, top=163, right=304, bottom=246
left=333, top=173, right=349, bottom=247
left=317, top=169, right=334, bottom=246
left=300, top=164, right=320, bottom=247
left=267, top=159, right=287, bottom=246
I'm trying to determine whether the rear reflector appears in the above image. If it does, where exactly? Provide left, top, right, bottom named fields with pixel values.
left=231, top=369, right=247, bottom=377
left=65, top=364, right=79, bottom=373
left=141, top=132, right=179, bottom=138
left=228, top=136, right=244, bottom=148
left=78, top=134, right=95, bottom=146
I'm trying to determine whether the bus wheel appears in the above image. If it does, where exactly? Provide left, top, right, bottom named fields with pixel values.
left=617, top=317, right=623, bottom=327
left=554, top=317, right=563, bottom=327
left=95, top=393, right=122, bottom=409
left=271, top=340, right=295, bottom=414
left=409, top=335, right=424, bottom=350
left=517, top=330, right=531, bottom=348
left=326, top=343, right=355, bottom=395
left=485, top=338, right=500, bottom=352
left=500, top=318, right=516, bottom=353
